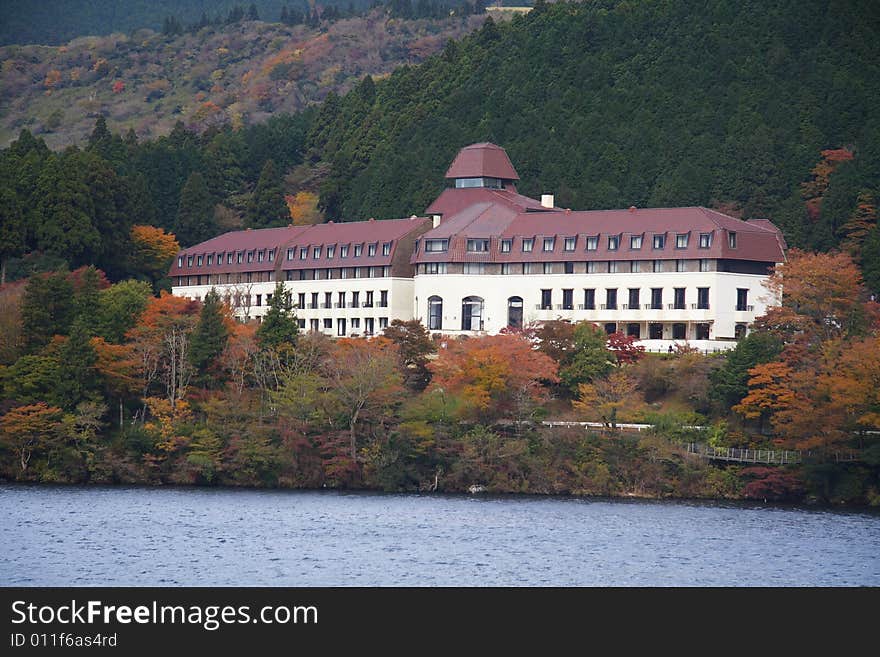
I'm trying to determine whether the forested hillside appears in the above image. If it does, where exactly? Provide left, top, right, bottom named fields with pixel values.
left=0, top=1, right=378, bottom=46
left=309, top=0, right=880, bottom=273
left=0, top=8, right=487, bottom=149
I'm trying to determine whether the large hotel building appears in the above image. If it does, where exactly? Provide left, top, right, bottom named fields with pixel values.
left=170, top=143, right=786, bottom=349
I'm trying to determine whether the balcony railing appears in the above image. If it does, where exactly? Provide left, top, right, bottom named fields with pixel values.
left=691, top=303, right=710, bottom=310
left=736, top=305, right=755, bottom=312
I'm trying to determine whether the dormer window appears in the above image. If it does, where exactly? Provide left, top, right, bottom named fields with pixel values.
left=608, top=236, right=619, bottom=251
left=341, top=245, right=349, bottom=258
left=217, top=252, right=224, bottom=264
left=236, top=252, right=243, bottom=264
left=227, top=253, right=234, bottom=265
left=186, top=256, right=193, bottom=267
left=368, top=243, right=377, bottom=257
left=630, top=235, right=643, bottom=249
left=676, top=233, right=689, bottom=248
left=424, top=239, right=448, bottom=253
left=382, top=242, right=392, bottom=256
left=257, top=250, right=264, bottom=263
left=268, top=249, right=275, bottom=262
left=543, top=237, right=555, bottom=252
left=327, top=246, right=336, bottom=258
left=500, top=239, right=512, bottom=253
left=653, top=234, right=666, bottom=249
left=564, top=237, right=576, bottom=251
left=178, top=256, right=183, bottom=268
left=728, top=231, right=737, bottom=248
left=300, top=247, right=308, bottom=260
left=197, top=255, right=203, bottom=266
left=247, top=251, right=254, bottom=263
left=699, top=233, right=712, bottom=248
left=313, top=246, right=321, bottom=259
left=586, top=236, right=598, bottom=251
left=467, top=239, right=490, bottom=252
left=287, top=248, right=294, bottom=261
left=207, top=254, right=213, bottom=266
left=522, top=238, right=534, bottom=252
left=354, top=244, right=363, bottom=257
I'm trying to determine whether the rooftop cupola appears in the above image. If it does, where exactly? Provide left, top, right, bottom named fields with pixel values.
left=445, top=142, right=519, bottom=190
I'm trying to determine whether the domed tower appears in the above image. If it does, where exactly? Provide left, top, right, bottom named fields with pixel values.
left=444, top=142, right=520, bottom=191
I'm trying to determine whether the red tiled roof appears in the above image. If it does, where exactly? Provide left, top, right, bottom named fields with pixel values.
left=425, top=186, right=548, bottom=217
left=412, top=206, right=786, bottom=264
left=444, top=143, right=520, bottom=180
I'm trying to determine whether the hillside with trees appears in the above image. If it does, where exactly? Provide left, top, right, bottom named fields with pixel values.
left=0, top=6, right=487, bottom=149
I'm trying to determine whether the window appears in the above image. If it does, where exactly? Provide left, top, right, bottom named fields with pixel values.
left=653, top=234, right=665, bottom=249
left=736, top=288, right=749, bottom=311
left=699, top=233, right=712, bottom=248
left=649, top=323, right=663, bottom=339
left=674, top=288, right=686, bottom=310
left=608, top=236, right=619, bottom=251
left=299, top=247, right=307, bottom=260
left=311, top=246, right=319, bottom=259
left=365, top=291, right=373, bottom=307
left=672, top=323, right=687, bottom=339
left=269, top=249, right=275, bottom=262
left=540, top=289, right=552, bottom=310
left=627, top=323, right=641, bottom=338
left=543, top=237, right=555, bottom=252
left=586, top=236, right=598, bottom=251
left=255, top=294, right=262, bottom=307
left=676, top=233, right=689, bottom=248
left=676, top=260, right=688, bottom=272
left=324, top=292, right=332, bottom=309
left=382, top=242, right=391, bottom=256
left=653, top=260, right=663, bottom=273
left=323, top=318, right=332, bottom=330
left=337, top=291, right=345, bottom=309
left=462, top=296, right=484, bottom=331
left=587, top=261, right=597, bottom=274
left=297, top=292, right=306, bottom=309
left=697, top=287, right=709, bottom=310
left=628, top=288, right=639, bottom=309
left=351, top=318, right=360, bottom=330
left=522, top=238, right=534, bottom=252
left=463, top=262, right=486, bottom=274
left=310, top=319, right=320, bottom=332
left=564, top=237, right=576, bottom=251
left=327, top=246, right=335, bottom=258
left=428, top=296, right=443, bottom=330
left=583, top=288, right=596, bottom=310
left=728, top=232, right=737, bottom=248
left=364, top=318, right=375, bottom=336
left=543, top=262, right=554, bottom=274
left=651, top=288, right=663, bottom=310
left=379, top=290, right=388, bottom=307
left=500, top=239, right=512, bottom=253
left=507, top=296, right=523, bottom=329
left=424, top=239, right=448, bottom=253
left=351, top=291, right=359, bottom=308
left=609, top=261, right=619, bottom=274
left=630, top=261, right=641, bottom=273
left=368, top=243, right=377, bottom=257
left=354, top=243, right=363, bottom=257
left=309, top=292, right=317, bottom=309
left=467, top=239, right=489, bottom=252
left=196, top=255, right=203, bottom=267
left=287, top=248, right=295, bottom=261
left=696, top=323, right=710, bottom=340
left=257, top=251, right=264, bottom=263
left=501, top=263, right=513, bottom=275
left=605, top=288, right=618, bottom=310
left=700, top=258, right=711, bottom=272
left=341, top=245, right=349, bottom=258
left=423, top=262, right=447, bottom=274
left=187, top=256, right=194, bottom=267
left=247, top=251, right=254, bottom=263
left=523, top=263, right=534, bottom=274
left=564, top=261, right=574, bottom=274
left=378, top=317, right=388, bottom=330
left=562, top=289, right=574, bottom=310
left=735, top=323, right=747, bottom=339
left=326, top=268, right=333, bottom=279
left=337, top=319, right=346, bottom=336
left=207, top=254, right=213, bottom=266
left=630, top=235, right=643, bottom=249
left=604, top=323, right=617, bottom=335
left=178, top=256, right=184, bottom=268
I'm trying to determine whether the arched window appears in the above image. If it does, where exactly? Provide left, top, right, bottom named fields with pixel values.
left=428, top=296, right=443, bottom=330
left=462, top=296, right=484, bottom=331
left=507, top=296, right=523, bottom=329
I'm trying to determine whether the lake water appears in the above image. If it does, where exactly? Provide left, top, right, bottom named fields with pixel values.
left=2, top=485, right=878, bottom=586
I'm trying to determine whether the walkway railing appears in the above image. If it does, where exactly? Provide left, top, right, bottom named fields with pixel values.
left=685, top=443, right=860, bottom=464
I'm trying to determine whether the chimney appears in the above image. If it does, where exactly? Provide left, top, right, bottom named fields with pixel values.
left=629, top=205, right=637, bottom=213
left=432, top=214, right=441, bottom=228
left=541, top=194, right=554, bottom=208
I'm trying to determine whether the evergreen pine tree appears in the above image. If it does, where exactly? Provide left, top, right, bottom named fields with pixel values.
left=246, top=159, right=288, bottom=228
left=247, top=3, right=260, bottom=20
left=189, top=288, right=231, bottom=387
left=175, top=171, right=217, bottom=246
left=256, top=282, right=299, bottom=350
left=21, top=271, right=76, bottom=354
left=56, top=318, right=100, bottom=411
left=0, top=184, right=25, bottom=286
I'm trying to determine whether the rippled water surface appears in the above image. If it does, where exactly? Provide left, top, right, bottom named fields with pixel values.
left=2, top=485, right=878, bottom=586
